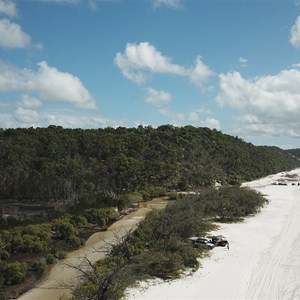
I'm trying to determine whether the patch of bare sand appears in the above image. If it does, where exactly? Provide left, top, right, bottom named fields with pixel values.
left=127, top=168, right=300, bottom=300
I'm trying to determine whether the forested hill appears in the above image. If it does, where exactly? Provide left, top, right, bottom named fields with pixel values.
left=1, top=125, right=299, bottom=208
left=286, top=148, right=300, bottom=159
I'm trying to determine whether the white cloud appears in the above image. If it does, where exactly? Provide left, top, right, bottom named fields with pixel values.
left=201, top=117, right=220, bottom=130
left=292, top=62, right=300, bottom=68
left=115, top=42, right=213, bottom=85
left=188, top=111, right=199, bottom=122
left=0, top=18, right=31, bottom=48
left=41, top=111, right=120, bottom=128
left=14, top=107, right=40, bottom=123
left=0, top=0, right=17, bottom=17
left=17, top=94, right=42, bottom=109
left=0, top=61, right=31, bottom=91
left=290, top=16, right=300, bottom=48
left=188, top=107, right=213, bottom=122
left=115, top=42, right=185, bottom=83
left=0, top=61, right=95, bottom=108
left=145, top=87, right=172, bottom=106
left=234, top=117, right=300, bottom=138
left=196, top=107, right=212, bottom=114
left=143, top=86, right=186, bottom=123
left=158, top=107, right=185, bottom=122
left=35, top=61, right=95, bottom=108
left=153, top=0, right=181, bottom=9
left=34, top=42, right=44, bottom=50
left=239, top=57, right=248, bottom=67
left=189, top=56, right=214, bottom=85
left=188, top=111, right=220, bottom=130
left=143, top=88, right=220, bottom=128
left=217, top=69, right=300, bottom=137
left=0, top=110, right=123, bottom=129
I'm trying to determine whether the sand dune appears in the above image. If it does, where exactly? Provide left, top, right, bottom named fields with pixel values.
left=127, top=169, right=300, bottom=300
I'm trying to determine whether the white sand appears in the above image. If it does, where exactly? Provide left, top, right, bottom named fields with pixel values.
left=127, top=168, right=300, bottom=300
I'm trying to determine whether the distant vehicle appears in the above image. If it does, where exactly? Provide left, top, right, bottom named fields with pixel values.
left=209, top=235, right=228, bottom=247
left=189, top=237, right=215, bottom=249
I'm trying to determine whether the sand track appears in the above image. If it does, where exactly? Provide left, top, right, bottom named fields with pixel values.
left=18, top=198, right=168, bottom=300
left=128, top=169, right=300, bottom=300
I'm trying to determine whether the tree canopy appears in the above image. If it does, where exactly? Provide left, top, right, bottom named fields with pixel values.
left=0, top=125, right=298, bottom=212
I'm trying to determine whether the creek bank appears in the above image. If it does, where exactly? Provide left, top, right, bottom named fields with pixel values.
left=18, top=197, right=168, bottom=300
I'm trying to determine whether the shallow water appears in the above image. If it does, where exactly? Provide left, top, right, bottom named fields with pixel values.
left=18, top=197, right=168, bottom=300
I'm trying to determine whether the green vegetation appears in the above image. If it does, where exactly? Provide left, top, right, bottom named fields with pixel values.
left=0, top=125, right=299, bottom=298
left=0, top=125, right=298, bottom=213
left=0, top=210, right=118, bottom=298
left=70, top=187, right=267, bottom=300
left=286, top=148, right=300, bottom=159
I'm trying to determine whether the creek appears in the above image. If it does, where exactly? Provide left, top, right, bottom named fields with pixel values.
left=18, top=197, right=168, bottom=300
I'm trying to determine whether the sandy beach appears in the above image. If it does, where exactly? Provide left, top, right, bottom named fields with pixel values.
left=127, top=168, right=300, bottom=300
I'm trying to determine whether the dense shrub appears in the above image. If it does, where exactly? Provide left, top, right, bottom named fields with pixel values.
left=71, top=186, right=268, bottom=300
left=1, top=262, right=27, bottom=285
left=45, top=254, right=55, bottom=265
left=31, top=260, right=47, bottom=273
left=84, top=208, right=117, bottom=227
left=52, top=217, right=78, bottom=240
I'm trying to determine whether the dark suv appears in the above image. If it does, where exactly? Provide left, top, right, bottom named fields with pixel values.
left=189, top=237, right=215, bottom=249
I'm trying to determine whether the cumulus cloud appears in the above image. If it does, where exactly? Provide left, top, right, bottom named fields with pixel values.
left=145, top=87, right=172, bottom=106
left=35, top=61, right=95, bottom=107
left=290, top=16, right=300, bottom=48
left=188, top=111, right=220, bottom=130
left=234, top=115, right=300, bottom=138
left=188, top=107, right=212, bottom=122
left=0, top=18, right=31, bottom=48
left=153, top=0, right=181, bottom=9
left=189, top=56, right=214, bottom=84
left=0, top=60, right=95, bottom=108
left=143, top=87, right=186, bottom=123
left=217, top=69, right=300, bottom=137
left=115, top=42, right=213, bottom=85
left=0, top=0, right=17, bottom=17
left=115, top=42, right=185, bottom=83
left=201, top=117, right=220, bottom=130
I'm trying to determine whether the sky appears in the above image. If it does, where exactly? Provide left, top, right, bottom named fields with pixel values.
left=1, top=0, right=300, bottom=149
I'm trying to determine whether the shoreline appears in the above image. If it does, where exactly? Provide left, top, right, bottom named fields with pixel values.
left=127, top=168, right=300, bottom=300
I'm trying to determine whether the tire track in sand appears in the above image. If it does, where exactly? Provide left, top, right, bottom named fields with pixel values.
left=247, top=187, right=300, bottom=300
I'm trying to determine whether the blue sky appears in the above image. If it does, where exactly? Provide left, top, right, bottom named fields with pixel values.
left=1, top=0, right=300, bottom=149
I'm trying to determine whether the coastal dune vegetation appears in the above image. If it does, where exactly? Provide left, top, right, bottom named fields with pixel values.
left=70, top=187, right=268, bottom=300
left=0, top=125, right=299, bottom=298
